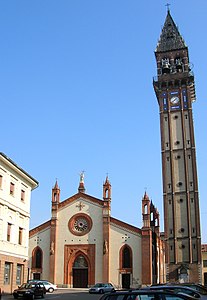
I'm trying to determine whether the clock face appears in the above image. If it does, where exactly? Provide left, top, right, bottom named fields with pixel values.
left=170, top=96, right=179, bottom=104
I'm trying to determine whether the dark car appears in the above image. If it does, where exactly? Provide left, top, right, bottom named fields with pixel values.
left=142, top=284, right=207, bottom=300
left=99, top=289, right=198, bottom=300
left=13, top=282, right=45, bottom=299
left=179, top=284, right=207, bottom=295
left=89, top=283, right=115, bottom=294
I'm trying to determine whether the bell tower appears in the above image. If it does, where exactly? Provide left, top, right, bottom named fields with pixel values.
left=153, top=9, right=201, bottom=282
left=102, top=176, right=111, bottom=282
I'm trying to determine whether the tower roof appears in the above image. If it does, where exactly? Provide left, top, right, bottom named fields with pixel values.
left=143, top=191, right=149, bottom=201
left=53, top=179, right=59, bottom=190
left=156, top=10, right=186, bottom=52
left=104, top=175, right=110, bottom=185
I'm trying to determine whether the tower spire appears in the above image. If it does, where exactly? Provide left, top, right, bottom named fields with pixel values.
left=52, top=179, right=60, bottom=203
left=103, top=175, right=111, bottom=200
left=156, top=10, right=186, bottom=52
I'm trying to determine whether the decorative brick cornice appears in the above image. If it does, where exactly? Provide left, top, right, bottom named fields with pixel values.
left=110, top=217, right=142, bottom=235
left=29, top=220, right=51, bottom=237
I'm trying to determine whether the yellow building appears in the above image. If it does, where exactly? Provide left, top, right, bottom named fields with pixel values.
left=0, top=153, right=38, bottom=294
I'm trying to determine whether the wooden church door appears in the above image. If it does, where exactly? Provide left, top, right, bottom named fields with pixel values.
left=72, top=255, right=88, bottom=288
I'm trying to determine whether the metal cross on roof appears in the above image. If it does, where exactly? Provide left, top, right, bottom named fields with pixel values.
left=165, top=3, right=171, bottom=12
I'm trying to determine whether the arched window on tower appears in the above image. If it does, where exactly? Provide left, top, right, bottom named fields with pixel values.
left=150, top=212, right=154, bottom=221
left=105, top=189, right=109, bottom=198
left=54, top=192, right=57, bottom=202
left=144, top=204, right=148, bottom=214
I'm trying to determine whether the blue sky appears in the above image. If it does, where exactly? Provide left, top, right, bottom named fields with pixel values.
left=1, top=1, right=207, bottom=242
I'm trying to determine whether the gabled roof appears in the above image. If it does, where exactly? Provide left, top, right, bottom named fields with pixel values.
left=110, top=217, right=142, bottom=235
left=58, top=192, right=104, bottom=209
left=29, top=220, right=51, bottom=237
left=29, top=193, right=143, bottom=236
left=156, top=10, right=186, bottom=52
left=29, top=193, right=104, bottom=235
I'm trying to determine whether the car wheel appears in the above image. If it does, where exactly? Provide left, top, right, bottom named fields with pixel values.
left=48, top=288, right=54, bottom=293
left=99, top=289, right=104, bottom=294
left=30, top=295, right=35, bottom=300
left=41, top=293, right=44, bottom=298
left=13, top=295, right=18, bottom=299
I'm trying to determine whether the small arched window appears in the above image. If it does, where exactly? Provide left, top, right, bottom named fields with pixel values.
left=150, top=212, right=154, bottom=221
left=35, top=248, right=42, bottom=268
left=105, top=189, right=109, bottom=198
left=32, top=247, right=43, bottom=269
left=155, top=218, right=158, bottom=226
left=144, top=204, right=148, bottom=214
left=122, top=246, right=132, bottom=268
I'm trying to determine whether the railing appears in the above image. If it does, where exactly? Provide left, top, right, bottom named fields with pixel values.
left=153, top=70, right=194, bottom=83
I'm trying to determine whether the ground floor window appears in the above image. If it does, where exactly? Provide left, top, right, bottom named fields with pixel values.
left=203, top=260, right=207, bottom=268
left=4, top=262, right=11, bottom=285
left=16, top=264, right=22, bottom=285
left=204, top=272, right=207, bottom=286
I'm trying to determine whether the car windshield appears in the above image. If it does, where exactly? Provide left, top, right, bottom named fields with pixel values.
left=94, top=283, right=104, bottom=287
left=184, top=285, right=207, bottom=295
left=20, top=283, right=34, bottom=289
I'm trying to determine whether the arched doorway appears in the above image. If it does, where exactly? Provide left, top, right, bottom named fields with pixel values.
left=73, top=255, right=88, bottom=288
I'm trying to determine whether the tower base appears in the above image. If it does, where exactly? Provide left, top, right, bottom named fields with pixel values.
left=166, top=263, right=202, bottom=283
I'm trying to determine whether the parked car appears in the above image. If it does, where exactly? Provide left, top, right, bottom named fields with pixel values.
left=143, top=284, right=207, bottom=300
left=99, top=289, right=199, bottom=300
left=89, top=283, right=115, bottom=294
left=13, top=282, right=45, bottom=299
left=27, top=280, right=57, bottom=293
left=179, top=284, right=207, bottom=295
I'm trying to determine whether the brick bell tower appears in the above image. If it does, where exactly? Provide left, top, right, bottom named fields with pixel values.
left=153, top=9, right=201, bottom=282
left=50, top=180, right=60, bottom=283
left=141, top=192, right=163, bottom=285
left=102, top=176, right=111, bottom=282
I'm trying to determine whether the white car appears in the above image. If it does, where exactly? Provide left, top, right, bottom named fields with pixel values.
left=28, top=280, right=57, bottom=293
left=89, top=283, right=115, bottom=294
left=38, top=281, right=57, bottom=293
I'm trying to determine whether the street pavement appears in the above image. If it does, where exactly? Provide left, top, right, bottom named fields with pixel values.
left=2, top=289, right=103, bottom=300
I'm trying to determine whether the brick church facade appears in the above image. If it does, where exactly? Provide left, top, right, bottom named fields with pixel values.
left=29, top=176, right=165, bottom=288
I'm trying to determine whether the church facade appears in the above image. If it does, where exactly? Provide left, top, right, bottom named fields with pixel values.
left=29, top=176, right=165, bottom=288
